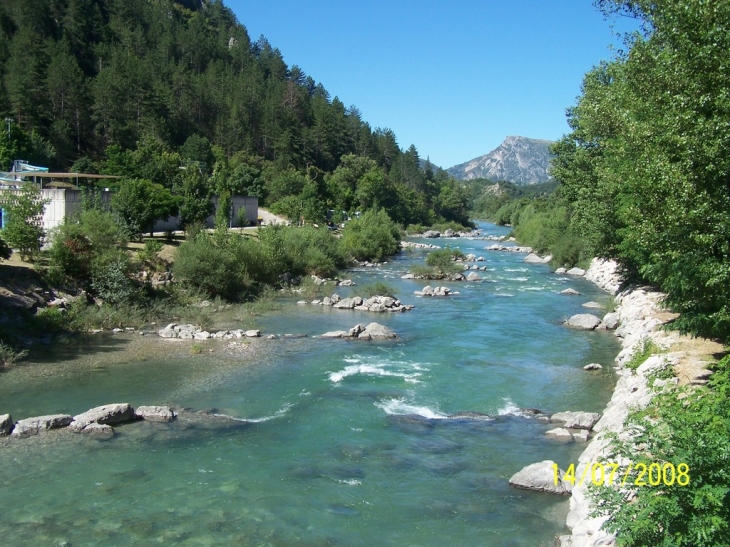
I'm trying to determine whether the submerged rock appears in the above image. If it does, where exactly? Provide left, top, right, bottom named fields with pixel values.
left=545, top=427, right=574, bottom=442
left=560, top=288, right=581, bottom=295
left=80, top=422, right=115, bottom=438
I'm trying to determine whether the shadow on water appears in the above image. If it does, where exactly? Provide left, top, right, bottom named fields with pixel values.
left=16, top=332, right=133, bottom=365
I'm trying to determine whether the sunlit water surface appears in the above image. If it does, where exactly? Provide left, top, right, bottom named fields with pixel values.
left=0, top=222, right=619, bottom=546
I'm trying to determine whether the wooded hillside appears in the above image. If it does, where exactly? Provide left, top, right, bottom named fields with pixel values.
left=0, top=0, right=470, bottom=227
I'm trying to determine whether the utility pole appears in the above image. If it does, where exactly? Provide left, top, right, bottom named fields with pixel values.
left=4, top=118, right=11, bottom=138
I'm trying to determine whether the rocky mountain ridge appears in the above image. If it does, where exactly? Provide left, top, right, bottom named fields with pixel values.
left=447, top=136, right=554, bottom=184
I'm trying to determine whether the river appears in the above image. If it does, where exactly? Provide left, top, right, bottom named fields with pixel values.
left=0, top=221, right=619, bottom=546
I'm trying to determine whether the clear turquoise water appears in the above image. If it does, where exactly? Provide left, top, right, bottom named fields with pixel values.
left=0, top=222, right=619, bottom=546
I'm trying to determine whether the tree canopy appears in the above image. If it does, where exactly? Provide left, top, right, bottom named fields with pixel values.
left=552, top=0, right=730, bottom=340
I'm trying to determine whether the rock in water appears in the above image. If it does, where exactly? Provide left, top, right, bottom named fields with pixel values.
left=80, top=422, right=115, bottom=438
left=321, top=331, right=347, bottom=338
left=545, top=428, right=574, bottom=441
left=71, top=403, right=136, bottom=430
left=602, top=312, right=619, bottom=330
left=509, top=460, right=572, bottom=495
left=136, top=405, right=177, bottom=422
left=0, top=414, right=13, bottom=436
left=11, top=414, right=73, bottom=437
left=363, top=323, right=397, bottom=340
left=565, top=314, right=602, bottom=330
left=560, top=288, right=581, bottom=295
left=550, top=411, right=601, bottom=430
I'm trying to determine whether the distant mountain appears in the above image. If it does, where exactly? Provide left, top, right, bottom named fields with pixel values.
left=447, top=136, right=554, bottom=185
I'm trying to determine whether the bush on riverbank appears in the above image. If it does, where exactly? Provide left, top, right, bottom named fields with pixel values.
left=598, top=355, right=730, bottom=546
left=339, top=209, right=400, bottom=262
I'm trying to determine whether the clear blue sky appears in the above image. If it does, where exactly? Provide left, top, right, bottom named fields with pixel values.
left=225, top=0, right=636, bottom=169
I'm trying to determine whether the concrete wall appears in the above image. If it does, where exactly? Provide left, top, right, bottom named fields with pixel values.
left=0, top=188, right=257, bottom=234
left=152, top=195, right=258, bottom=232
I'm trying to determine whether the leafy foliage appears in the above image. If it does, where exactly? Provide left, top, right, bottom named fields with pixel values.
left=597, top=354, right=730, bottom=547
left=339, top=209, right=401, bottom=262
left=551, top=0, right=730, bottom=338
left=425, top=247, right=465, bottom=276
left=111, top=178, right=179, bottom=239
left=0, top=183, right=47, bottom=261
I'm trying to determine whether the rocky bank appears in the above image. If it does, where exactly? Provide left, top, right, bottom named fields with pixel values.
left=557, top=258, right=718, bottom=547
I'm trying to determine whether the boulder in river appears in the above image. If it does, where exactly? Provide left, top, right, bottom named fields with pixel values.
left=363, top=323, right=397, bottom=340
left=560, top=288, right=581, bottom=295
left=550, top=411, right=601, bottom=430
left=80, top=422, right=115, bottom=438
left=71, top=403, right=137, bottom=430
left=11, top=414, right=73, bottom=437
left=0, top=414, right=13, bottom=436
left=565, top=314, right=602, bottom=330
left=583, top=363, right=603, bottom=371
left=602, top=312, right=619, bottom=330
left=566, top=267, right=586, bottom=276
left=509, top=460, right=572, bottom=495
left=524, top=253, right=548, bottom=264
left=136, top=405, right=177, bottom=422
left=545, top=427, right=574, bottom=441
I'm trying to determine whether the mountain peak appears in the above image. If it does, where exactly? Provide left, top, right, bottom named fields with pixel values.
left=447, top=136, right=554, bottom=184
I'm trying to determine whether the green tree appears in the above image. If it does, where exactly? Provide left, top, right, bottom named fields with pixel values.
left=552, top=0, right=730, bottom=339
left=178, top=163, right=213, bottom=229
left=111, top=178, right=179, bottom=239
left=0, top=183, right=46, bottom=261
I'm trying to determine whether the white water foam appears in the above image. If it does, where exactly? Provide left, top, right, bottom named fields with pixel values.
left=215, top=402, right=295, bottom=423
left=497, top=398, right=528, bottom=417
left=329, top=356, right=428, bottom=384
left=375, top=398, right=449, bottom=419
left=329, top=364, right=421, bottom=384
left=337, top=479, right=362, bottom=486
left=504, top=267, right=529, bottom=272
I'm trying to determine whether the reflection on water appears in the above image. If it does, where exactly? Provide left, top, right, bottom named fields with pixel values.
left=0, top=222, right=619, bottom=546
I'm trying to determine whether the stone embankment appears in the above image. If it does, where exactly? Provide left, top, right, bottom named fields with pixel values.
left=505, top=257, right=718, bottom=546
left=558, top=259, right=713, bottom=547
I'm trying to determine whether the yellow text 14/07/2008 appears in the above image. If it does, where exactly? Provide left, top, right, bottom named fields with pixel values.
left=552, top=462, right=690, bottom=487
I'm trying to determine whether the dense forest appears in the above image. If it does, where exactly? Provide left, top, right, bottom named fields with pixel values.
left=0, top=0, right=470, bottom=228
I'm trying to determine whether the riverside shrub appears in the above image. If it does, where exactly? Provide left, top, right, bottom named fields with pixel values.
left=597, top=354, right=730, bottom=546
left=339, top=209, right=400, bottom=262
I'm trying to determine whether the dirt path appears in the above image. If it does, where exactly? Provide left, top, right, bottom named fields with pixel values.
left=257, top=208, right=289, bottom=226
